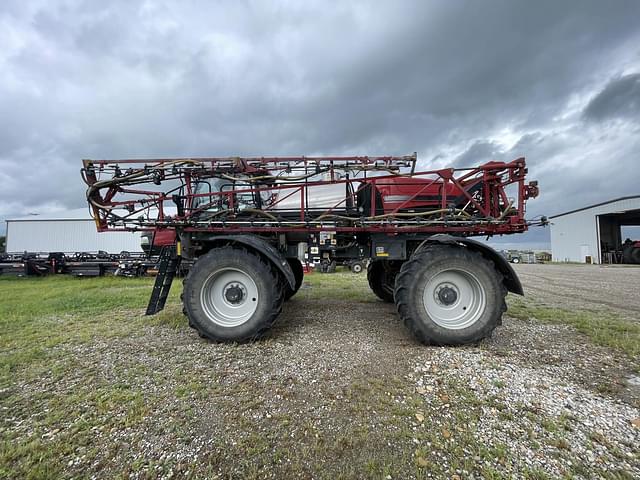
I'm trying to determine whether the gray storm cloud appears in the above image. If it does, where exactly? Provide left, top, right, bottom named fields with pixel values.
left=583, top=73, right=640, bottom=122
left=1, top=0, right=640, bottom=246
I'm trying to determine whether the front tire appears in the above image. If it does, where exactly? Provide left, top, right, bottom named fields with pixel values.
left=395, top=245, right=505, bottom=345
left=183, top=247, right=283, bottom=342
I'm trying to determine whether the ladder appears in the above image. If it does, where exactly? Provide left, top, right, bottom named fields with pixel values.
left=146, top=245, right=182, bottom=315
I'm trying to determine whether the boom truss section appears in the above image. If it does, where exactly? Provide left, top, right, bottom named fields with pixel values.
left=81, top=154, right=538, bottom=236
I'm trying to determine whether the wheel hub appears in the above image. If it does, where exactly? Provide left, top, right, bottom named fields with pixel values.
left=224, top=283, right=246, bottom=304
left=436, top=284, right=458, bottom=306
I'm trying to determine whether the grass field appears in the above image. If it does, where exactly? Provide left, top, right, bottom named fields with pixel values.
left=1, top=271, right=638, bottom=479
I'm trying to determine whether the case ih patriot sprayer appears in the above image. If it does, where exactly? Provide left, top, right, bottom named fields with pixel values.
left=81, top=154, right=539, bottom=345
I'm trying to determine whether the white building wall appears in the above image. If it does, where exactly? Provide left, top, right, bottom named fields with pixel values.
left=6, top=220, right=143, bottom=253
left=550, top=197, right=640, bottom=263
left=550, top=212, right=597, bottom=263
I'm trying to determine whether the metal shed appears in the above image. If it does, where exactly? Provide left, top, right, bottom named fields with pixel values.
left=550, top=196, right=640, bottom=263
left=5, top=208, right=143, bottom=254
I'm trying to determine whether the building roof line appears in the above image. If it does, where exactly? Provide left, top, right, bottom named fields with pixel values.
left=549, top=195, right=640, bottom=219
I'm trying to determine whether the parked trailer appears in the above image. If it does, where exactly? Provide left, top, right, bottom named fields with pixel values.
left=81, top=154, right=541, bottom=345
left=0, top=251, right=165, bottom=277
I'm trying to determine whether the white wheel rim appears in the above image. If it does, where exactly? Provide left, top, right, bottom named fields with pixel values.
left=422, top=269, right=486, bottom=330
left=200, top=268, right=259, bottom=327
left=353, top=264, right=362, bottom=273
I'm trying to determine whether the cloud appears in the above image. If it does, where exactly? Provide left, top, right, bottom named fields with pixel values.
left=453, top=141, right=504, bottom=168
left=583, top=73, right=640, bottom=122
left=1, top=0, right=640, bottom=247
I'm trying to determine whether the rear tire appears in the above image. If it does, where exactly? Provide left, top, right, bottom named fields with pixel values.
left=183, top=247, right=283, bottom=342
left=395, top=245, right=505, bottom=345
left=367, top=260, right=401, bottom=303
left=284, top=258, right=304, bottom=301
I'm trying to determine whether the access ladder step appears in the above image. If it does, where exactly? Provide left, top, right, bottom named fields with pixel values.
left=146, top=245, right=181, bottom=315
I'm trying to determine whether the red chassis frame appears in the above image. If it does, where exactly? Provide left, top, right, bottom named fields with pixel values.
left=81, top=154, right=539, bottom=237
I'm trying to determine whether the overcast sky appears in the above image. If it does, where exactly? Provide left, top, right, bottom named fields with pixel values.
left=1, top=1, right=640, bottom=246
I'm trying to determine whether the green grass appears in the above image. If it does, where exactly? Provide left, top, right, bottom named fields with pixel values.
left=0, top=272, right=376, bottom=479
left=0, top=271, right=369, bottom=382
left=0, top=276, right=171, bottom=478
left=297, top=268, right=373, bottom=301
left=0, top=276, right=162, bottom=379
left=507, top=296, right=640, bottom=357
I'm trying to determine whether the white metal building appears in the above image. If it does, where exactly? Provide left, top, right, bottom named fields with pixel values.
left=5, top=208, right=143, bottom=254
left=550, top=196, right=640, bottom=263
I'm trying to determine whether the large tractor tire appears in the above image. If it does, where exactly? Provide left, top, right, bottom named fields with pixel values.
left=284, top=258, right=304, bottom=301
left=367, top=260, right=401, bottom=303
left=183, top=247, right=284, bottom=342
left=622, top=244, right=640, bottom=264
left=395, top=245, right=506, bottom=345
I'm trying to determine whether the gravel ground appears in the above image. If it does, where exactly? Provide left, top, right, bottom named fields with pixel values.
left=412, top=347, right=639, bottom=478
left=3, top=265, right=640, bottom=478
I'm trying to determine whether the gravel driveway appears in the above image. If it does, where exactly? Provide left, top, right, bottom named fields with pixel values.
left=514, top=264, right=640, bottom=321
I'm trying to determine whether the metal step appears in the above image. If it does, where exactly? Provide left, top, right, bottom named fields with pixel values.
left=146, top=245, right=181, bottom=315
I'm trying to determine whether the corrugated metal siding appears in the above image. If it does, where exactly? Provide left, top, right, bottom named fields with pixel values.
left=6, top=220, right=142, bottom=253
left=550, top=197, right=640, bottom=263
left=550, top=212, right=597, bottom=262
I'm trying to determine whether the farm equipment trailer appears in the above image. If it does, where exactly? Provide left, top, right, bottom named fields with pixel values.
left=81, top=154, right=540, bottom=345
left=0, top=251, right=165, bottom=277
left=0, top=251, right=123, bottom=277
